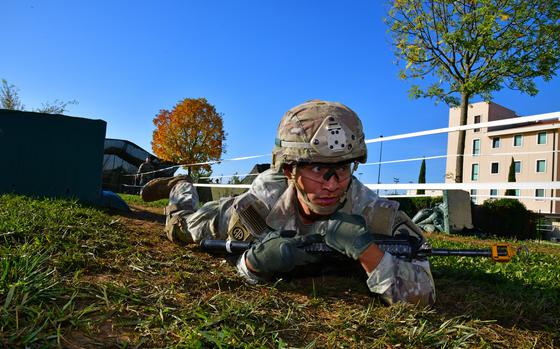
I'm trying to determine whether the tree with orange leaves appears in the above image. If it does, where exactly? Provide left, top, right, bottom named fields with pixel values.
left=151, top=98, right=226, bottom=178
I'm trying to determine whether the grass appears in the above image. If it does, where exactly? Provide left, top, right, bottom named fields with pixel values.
left=1, top=193, right=559, bottom=347
left=118, top=193, right=169, bottom=208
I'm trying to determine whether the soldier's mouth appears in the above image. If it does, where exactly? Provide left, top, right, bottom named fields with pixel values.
left=313, top=197, right=339, bottom=206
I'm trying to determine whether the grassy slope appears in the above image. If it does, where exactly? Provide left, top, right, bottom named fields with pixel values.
left=0, top=193, right=558, bottom=348
left=118, top=193, right=169, bottom=208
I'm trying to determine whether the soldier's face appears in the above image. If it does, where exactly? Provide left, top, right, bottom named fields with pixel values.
left=285, top=163, right=352, bottom=216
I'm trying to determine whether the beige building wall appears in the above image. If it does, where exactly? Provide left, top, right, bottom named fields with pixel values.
left=445, top=101, right=560, bottom=213
left=445, top=102, right=516, bottom=181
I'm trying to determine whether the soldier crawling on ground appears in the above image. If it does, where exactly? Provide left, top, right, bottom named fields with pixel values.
left=141, top=100, right=436, bottom=305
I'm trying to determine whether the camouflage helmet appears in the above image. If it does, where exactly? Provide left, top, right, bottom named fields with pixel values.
left=272, top=100, right=367, bottom=171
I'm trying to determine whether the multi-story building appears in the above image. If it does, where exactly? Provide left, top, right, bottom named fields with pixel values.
left=445, top=101, right=560, bottom=214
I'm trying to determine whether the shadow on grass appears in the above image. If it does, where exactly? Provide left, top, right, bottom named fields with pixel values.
left=432, top=265, right=560, bottom=332
left=261, top=260, right=559, bottom=336
left=117, top=206, right=166, bottom=224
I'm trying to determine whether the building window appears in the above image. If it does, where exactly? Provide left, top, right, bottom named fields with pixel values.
left=470, top=189, right=477, bottom=203
left=514, top=134, right=523, bottom=147
left=490, top=189, right=498, bottom=196
left=491, top=162, right=499, bottom=174
left=471, top=163, right=479, bottom=181
left=514, top=189, right=520, bottom=197
left=536, top=159, right=546, bottom=173
left=514, top=161, right=521, bottom=174
left=492, top=137, right=500, bottom=148
left=537, top=132, right=547, bottom=145
left=535, top=189, right=545, bottom=199
left=472, top=139, right=480, bottom=156
left=474, top=115, right=481, bottom=132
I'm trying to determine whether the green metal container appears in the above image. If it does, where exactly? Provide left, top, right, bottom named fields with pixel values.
left=0, top=109, right=107, bottom=204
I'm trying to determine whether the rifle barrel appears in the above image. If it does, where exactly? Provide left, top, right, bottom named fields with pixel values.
left=430, top=248, right=492, bottom=257
left=200, top=239, right=250, bottom=254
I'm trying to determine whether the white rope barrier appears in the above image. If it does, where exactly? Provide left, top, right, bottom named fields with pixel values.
left=363, top=154, right=450, bottom=166
left=364, top=111, right=560, bottom=143
left=123, top=154, right=269, bottom=177
left=363, top=150, right=560, bottom=166
left=124, top=112, right=560, bottom=176
left=471, top=194, right=560, bottom=201
left=364, top=181, right=560, bottom=190
left=125, top=181, right=560, bottom=202
left=127, top=147, right=560, bottom=180
left=128, top=147, right=560, bottom=180
left=200, top=173, right=257, bottom=180
left=182, top=181, right=559, bottom=191
left=127, top=148, right=560, bottom=182
left=193, top=183, right=252, bottom=189
left=126, top=181, right=560, bottom=191
left=124, top=111, right=560, bottom=178
left=382, top=193, right=560, bottom=201
left=116, top=109, right=560, bottom=207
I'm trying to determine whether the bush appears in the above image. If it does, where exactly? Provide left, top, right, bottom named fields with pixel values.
left=472, top=198, right=537, bottom=239
left=392, top=196, right=443, bottom=218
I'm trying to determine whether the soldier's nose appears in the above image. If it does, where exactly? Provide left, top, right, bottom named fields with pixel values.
left=322, top=175, right=340, bottom=191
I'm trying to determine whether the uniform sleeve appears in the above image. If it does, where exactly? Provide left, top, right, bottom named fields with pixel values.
left=235, top=251, right=266, bottom=284
left=361, top=202, right=436, bottom=305
left=185, top=196, right=237, bottom=242
left=366, top=252, right=436, bottom=305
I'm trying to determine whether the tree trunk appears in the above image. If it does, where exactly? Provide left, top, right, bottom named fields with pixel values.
left=454, top=93, right=470, bottom=183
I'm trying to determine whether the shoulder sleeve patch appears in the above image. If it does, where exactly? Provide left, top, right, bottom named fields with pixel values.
left=227, top=193, right=270, bottom=241
left=362, top=198, right=399, bottom=236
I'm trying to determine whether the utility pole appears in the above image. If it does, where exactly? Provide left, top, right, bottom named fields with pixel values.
left=376, top=135, right=383, bottom=195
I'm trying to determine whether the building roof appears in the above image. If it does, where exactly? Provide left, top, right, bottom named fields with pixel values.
left=487, top=119, right=560, bottom=136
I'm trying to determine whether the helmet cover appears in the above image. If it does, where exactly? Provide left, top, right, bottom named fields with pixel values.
left=272, top=100, right=367, bottom=171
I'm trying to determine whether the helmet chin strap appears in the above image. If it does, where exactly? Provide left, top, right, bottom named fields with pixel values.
left=290, top=165, right=353, bottom=216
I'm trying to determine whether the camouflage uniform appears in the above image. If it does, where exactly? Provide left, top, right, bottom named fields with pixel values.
left=166, top=169, right=436, bottom=305
left=164, top=99, right=436, bottom=305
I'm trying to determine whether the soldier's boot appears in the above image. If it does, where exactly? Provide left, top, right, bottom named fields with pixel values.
left=140, top=175, right=192, bottom=202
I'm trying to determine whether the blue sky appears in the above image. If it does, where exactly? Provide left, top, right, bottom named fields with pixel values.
left=2, top=0, right=559, bottom=186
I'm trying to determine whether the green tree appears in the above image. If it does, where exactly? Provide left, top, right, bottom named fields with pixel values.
left=1, top=79, right=24, bottom=110
left=227, top=172, right=243, bottom=184
left=1, top=78, right=77, bottom=114
left=386, top=0, right=560, bottom=182
left=417, top=158, right=426, bottom=195
left=505, top=157, right=517, bottom=196
left=35, top=99, right=78, bottom=114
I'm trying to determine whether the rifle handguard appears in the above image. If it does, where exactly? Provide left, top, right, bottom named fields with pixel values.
left=200, top=237, right=421, bottom=258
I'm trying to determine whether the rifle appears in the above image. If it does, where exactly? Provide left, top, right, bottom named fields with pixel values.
left=200, top=236, right=526, bottom=263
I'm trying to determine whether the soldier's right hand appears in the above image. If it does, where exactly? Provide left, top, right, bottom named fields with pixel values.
left=245, top=231, right=322, bottom=274
left=318, top=212, right=377, bottom=260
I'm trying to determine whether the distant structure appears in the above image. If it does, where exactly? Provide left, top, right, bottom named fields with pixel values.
left=203, top=163, right=272, bottom=203
left=0, top=109, right=106, bottom=204
left=103, top=138, right=176, bottom=194
left=445, top=101, right=560, bottom=214
left=241, top=163, right=271, bottom=184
